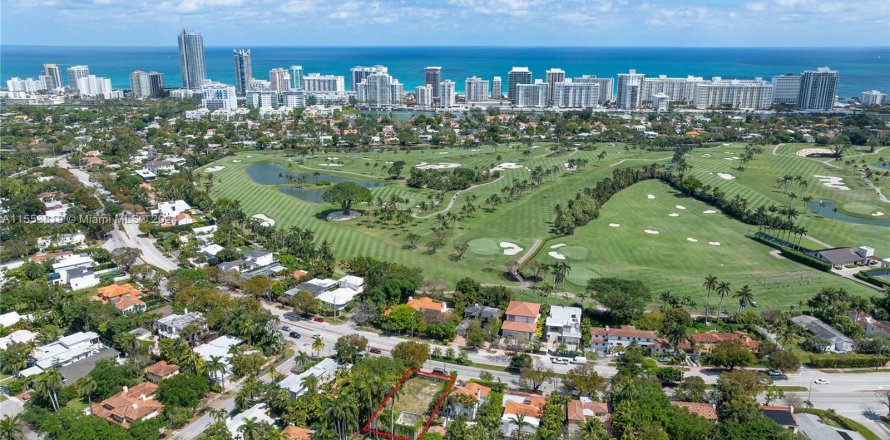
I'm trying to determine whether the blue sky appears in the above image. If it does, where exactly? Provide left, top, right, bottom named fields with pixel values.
left=2, top=0, right=888, bottom=47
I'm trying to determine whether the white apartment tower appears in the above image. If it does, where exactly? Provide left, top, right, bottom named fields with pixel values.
left=200, top=80, right=238, bottom=110
left=465, top=77, right=489, bottom=103
left=771, top=73, right=801, bottom=105
left=43, top=64, right=63, bottom=90
left=303, top=74, right=345, bottom=92
left=491, top=76, right=503, bottom=99
left=350, top=65, right=387, bottom=91
left=653, top=93, right=670, bottom=112
left=797, top=66, right=838, bottom=111
left=129, top=70, right=164, bottom=98
left=289, top=66, right=304, bottom=90
left=516, top=80, right=549, bottom=108
left=545, top=68, right=566, bottom=106
left=6, top=77, right=46, bottom=93
left=507, top=67, right=532, bottom=104
left=553, top=80, right=600, bottom=108
left=67, top=65, right=90, bottom=90
left=641, top=75, right=703, bottom=104
left=269, top=68, right=291, bottom=92
left=439, top=80, right=456, bottom=108
left=693, top=77, right=774, bottom=110
left=356, top=72, right=404, bottom=108
left=860, top=90, right=886, bottom=106
left=616, top=69, right=645, bottom=110
left=574, top=76, right=613, bottom=104
left=178, top=29, right=207, bottom=90
left=233, top=49, right=252, bottom=96
left=76, top=75, right=114, bottom=98
left=415, top=85, right=433, bottom=107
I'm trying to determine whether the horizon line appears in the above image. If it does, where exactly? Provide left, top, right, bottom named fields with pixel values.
left=2, top=44, right=888, bottom=49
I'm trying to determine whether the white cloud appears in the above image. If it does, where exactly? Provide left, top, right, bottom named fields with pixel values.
left=745, top=2, right=766, bottom=11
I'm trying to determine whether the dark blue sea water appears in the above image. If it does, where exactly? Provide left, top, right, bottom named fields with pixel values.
left=2, top=46, right=888, bottom=98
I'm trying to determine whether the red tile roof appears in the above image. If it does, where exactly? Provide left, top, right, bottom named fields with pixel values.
left=590, top=325, right=656, bottom=340
left=451, top=382, right=491, bottom=399
left=144, top=361, right=179, bottom=378
left=567, top=400, right=609, bottom=422
left=506, top=301, right=541, bottom=318
left=671, top=402, right=718, bottom=421
left=281, top=425, right=312, bottom=440
left=501, top=320, right=537, bottom=334
left=91, top=383, right=163, bottom=429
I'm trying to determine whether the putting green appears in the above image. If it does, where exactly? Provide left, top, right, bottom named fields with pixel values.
left=560, top=246, right=589, bottom=260
left=842, top=201, right=883, bottom=216
left=566, top=267, right=599, bottom=286
left=467, top=238, right=501, bottom=255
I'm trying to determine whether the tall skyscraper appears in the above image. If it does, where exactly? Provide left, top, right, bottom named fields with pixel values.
left=574, top=75, right=613, bottom=104
left=415, top=85, right=433, bottom=107
left=797, top=66, right=838, bottom=111
left=771, top=74, right=801, bottom=105
left=553, top=80, right=599, bottom=108
left=178, top=29, right=207, bottom=90
left=76, top=75, right=114, bottom=98
left=129, top=70, right=164, bottom=98
left=694, top=77, right=774, bottom=110
left=66, top=65, right=90, bottom=90
left=6, top=77, right=46, bottom=93
left=200, top=80, right=237, bottom=110
left=350, top=65, right=387, bottom=91
left=641, top=75, right=703, bottom=104
left=303, top=74, right=345, bottom=92
left=269, top=68, right=291, bottom=92
left=545, top=68, right=565, bottom=106
left=491, top=76, right=502, bottom=99
left=507, top=67, right=532, bottom=104
left=356, top=72, right=404, bottom=108
left=43, top=64, right=63, bottom=89
left=616, top=69, right=645, bottom=110
left=233, top=49, right=252, bottom=95
left=465, top=77, right=489, bottom=103
left=290, top=66, right=304, bottom=90
left=516, top=80, right=549, bottom=108
left=425, top=67, right=442, bottom=101
left=860, top=90, right=887, bottom=106
left=439, top=80, right=455, bottom=108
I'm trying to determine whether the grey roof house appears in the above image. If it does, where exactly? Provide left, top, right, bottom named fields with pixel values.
left=790, top=315, right=854, bottom=353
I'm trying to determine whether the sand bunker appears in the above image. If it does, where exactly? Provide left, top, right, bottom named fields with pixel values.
left=327, top=157, right=339, bottom=160
left=491, top=162, right=523, bottom=172
left=675, top=205, right=686, bottom=210
left=669, top=213, right=679, bottom=217
left=872, top=211, right=885, bottom=216
left=564, top=163, right=578, bottom=171
left=702, top=154, right=712, bottom=157
left=609, top=223, right=621, bottom=228
left=416, top=162, right=461, bottom=170
left=500, top=241, right=523, bottom=256
left=647, top=194, right=656, bottom=199
left=644, top=229, right=660, bottom=235
left=246, top=155, right=253, bottom=158
left=548, top=251, right=566, bottom=260
left=703, top=210, right=718, bottom=214
left=687, top=237, right=698, bottom=242
left=251, top=213, right=276, bottom=227
left=717, top=173, right=736, bottom=180
left=550, top=243, right=567, bottom=249
left=797, top=148, right=834, bottom=157
left=232, top=159, right=241, bottom=163
left=438, top=151, right=449, bottom=154
left=319, top=163, right=344, bottom=167
left=709, top=241, right=721, bottom=246
left=814, top=175, right=850, bottom=191
left=205, top=166, right=225, bottom=172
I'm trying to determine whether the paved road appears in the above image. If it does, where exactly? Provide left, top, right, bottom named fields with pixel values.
left=102, top=214, right=179, bottom=272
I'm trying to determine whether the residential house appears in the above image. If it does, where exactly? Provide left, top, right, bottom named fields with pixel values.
left=20, top=331, right=105, bottom=378
left=286, top=278, right=338, bottom=297
left=0, top=311, right=29, bottom=328
left=317, top=287, right=359, bottom=312
left=128, top=327, right=159, bottom=355
left=501, top=392, right=545, bottom=438
left=797, top=413, right=866, bottom=440
left=670, top=402, right=718, bottom=422
left=281, top=425, right=313, bottom=440
left=405, top=296, right=450, bottom=316
left=94, top=284, right=146, bottom=314
left=65, top=267, right=100, bottom=291
left=761, top=405, right=798, bottom=433
left=813, top=247, right=872, bottom=268
left=589, top=325, right=657, bottom=352
left=194, top=335, right=243, bottom=385
left=51, top=253, right=95, bottom=274
left=790, top=315, right=854, bottom=353
left=448, top=382, right=491, bottom=419
left=37, top=231, right=85, bottom=250
left=144, top=361, right=180, bottom=383
left=134, top=169, right=157, bottom=182
left=156, top=312, right=206, bottom=343
left=0, top=330, right=38, bottom=350
left=278, top=357, right=342, bottom=399
left=545, top=306, right=583, bottom=349
left=501, top=301, right=541, bottom=341
left=200, top=244, right=224, bottom=259
left=152, top=200, right=191, bottom=218
left=244, top=249, right=274, bottom=268
left=30, top=250, right=74, bottom=264
left=226, top=403, right=275, bottom=439
left=160, top=212, right=195, bottom=227
left=338, top=275, right=364, bottom=291
left=848, top=311, right=890, bottom=338
left=463, top=304, right=501, bottom=322
left=91, top=383, right=164, bottom=429
left=688, top=331, right=760, bottom=352
left=567, top=398, right=610, bottom=435
left=145, top=160, right=175, bottom=173
left=81, top=156, right=105, bottom=168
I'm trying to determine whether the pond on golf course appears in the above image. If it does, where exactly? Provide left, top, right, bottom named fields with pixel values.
left=806, top=199, right=890, bottom=227
left=245, top=163, right=383, bottom=203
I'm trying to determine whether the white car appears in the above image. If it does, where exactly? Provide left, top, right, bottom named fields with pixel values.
left=550, top=357, right=569, bottom=365
left=813, top=378, right=830, bottom=385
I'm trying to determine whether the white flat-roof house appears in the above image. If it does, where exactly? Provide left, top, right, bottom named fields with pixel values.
left=65, top=267, right=99, bottom=291
left=194, top=335, right=243, bottom=384
left=546, top=306, right=583, bottom=349
left=20, top=331, right=104, bottom=378
left=152, top=200, right=191, bottom=217
left=156, top=312, right=206, bottom=343
left=226, top=403, right=274, bottom=440
left=278, top=357, right=342, bottom=399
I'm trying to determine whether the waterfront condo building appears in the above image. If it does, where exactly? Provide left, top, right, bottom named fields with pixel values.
left=491, top=76, right=503, bottom=99
left=6, top=77, right=46, bottom=93
left=76, top=75, right=116, bottom=98
left=553, top=80, right=600, bottom=108
left=641, top=75, right=703, bottom=105
left=616, top=69, right=645, bottom=110
left=574, top=75, right=613, bottom=104
left=465, top=76, right=490, bottom=103
left=233, top=49, right=252, bottom=95
left=771, top=73, right=801, bottom=105
left=439, top=80, right=456, bottom=108
left=517, top=80, right=549, bottom=108
left=269, top=68, right=291, bottom=92
left=178, top=29, right=207, bottom=90
left=507, top=67, right=533, bottom=104
left=860, top=90, right=887, bottom=106
left=797, top=66, right=838, bottom=111
left=415, top=84, right=433, bottom=107
left=43, top=64, right=63, bottom=90
left=425, top=66, right=442, bottom=101
left=350, top=65, right=387, bottom=91
left=66, top=65, right=90, bottom=90
left=545, top=68, right=566, bottom=105
left=289, top=65, right=304, bottom=90
left=356, top=71, right=405, bottom=108
left=129, top=70, right=165, bottom=98
left=303, top=73, right=345, bottom=92
left=200, top=80, right=237, bottom=110
left=693, top=77, right=774, bottom=110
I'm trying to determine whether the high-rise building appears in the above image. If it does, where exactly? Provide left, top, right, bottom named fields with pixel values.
left=797, top=66, right=838, bottom=111
left=289, top=66, right=304, bottom=90
left=356, top=72, right=404, bottom=108
left=6, top=77, right=46, bottom=93
left=281, top=90, right=306, bottom=108
left=66, top=65, right=90, bottom=90
left=616, top=69, right=645, bottom=110
left=303, top=74, right=345, bottom=92
left=860, top=90, right=887, bottom=106
left=42, top=64, right=63, bottom=90
left=246, top=90, right=278, bottom=109
left=545, top=68, right=565, bottom=106
left=553, top=80, right=599, bottom=108
left=641, top=75, right=703, bottom=104
left=491, top=76, right=502, bottom=99
left=233, top=49, right=252, bottom=96
left=439, top=80, right=455, bottom=108
left=771, top=74, right=801, bottom=105
left=574, top=75, right=613, bottom=104
left=415, top=85, right=433, bottom=107
left=516, top=80, right=549, bottom=108
left=178, top=29, right=207, bottom=90
left=200, top=80, right=237, bottom=110
left=652, top=93, right=670, bottom=112
left=350, top=65, right=387, bottom=91
left=507, top=67, right=532, bottom=104
left=465, top=77, right=489, bottom=103
left=129, top=70, right=164, bottom=98
left=248, top=79, right=271, bottom=91
left=76, top=75, right=114, bottom=98
left=270, top=68, right=291, bottom=92
left=425, top=67, right=442, bottom=101
left=694, top=77, right=774, bottom=110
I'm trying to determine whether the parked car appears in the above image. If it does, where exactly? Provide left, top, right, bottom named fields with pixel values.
left=280, top=325, right=291, bottom=332
left=813, top=378, right=830, bottom=385
left=369, top=347, right=382, bottom=354
left=432, top=368, right=447, bottom=375
left=289, top=331, right=301, bottom=339
left=658, top=357, right=672, bottom=363
left=312, top=333, right=322, bottom=339
left=767, top=369, right=785, bottom=377
left=312, top=315, right=325, bottom=323
left=550, top=357, right=569, bottom=365
left=570, top=356, right=588, bottom=365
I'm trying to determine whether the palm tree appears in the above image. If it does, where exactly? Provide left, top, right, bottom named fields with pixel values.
left=511, top=414, right=531, bottom=440
left=576, top=417, right=608, bottom=440
left=294, top=351, right=311, bottom=373
left=0, top=415, right=25, bottom=440
left=34, top=370, right=63, bottom=411
left=206, top=355, right=226, bottom=388
left=238, top=417, right=264, bottom=440
left=388, top=383, right=406, bottom=435
left=715, top=281, right=732, bottom=324
left=301, top=374, right=320, bottom=394
left=550, top=262, right=572, bottom=290
left=184, top=349, right=206, bottom=375
left=733, top=285, right=754, bottom=316
left=702, top=274, right=718, bottom=323
left=312, top=335, right=325, bottom=358
left=75, top=375, right=97, bottom=413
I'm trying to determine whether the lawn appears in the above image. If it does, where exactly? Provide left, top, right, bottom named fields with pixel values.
left=390, top=376, right=445, bottom=417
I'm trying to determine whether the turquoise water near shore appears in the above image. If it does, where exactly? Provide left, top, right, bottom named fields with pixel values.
left=3, top=46, right=888, bottom=97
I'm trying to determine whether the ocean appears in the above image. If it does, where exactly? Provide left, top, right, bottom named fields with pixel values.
left=2, top=46, right=888, bottom=98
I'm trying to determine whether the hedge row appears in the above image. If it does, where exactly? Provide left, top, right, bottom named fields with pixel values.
left=855, top=270, right=890, bottom=288
left=808, top=353, right=890, bottom=368
left=748, top=234, right=832, bottom=272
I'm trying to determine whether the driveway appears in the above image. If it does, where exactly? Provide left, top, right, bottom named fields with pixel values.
left=102, top=214, right=179, bottom=272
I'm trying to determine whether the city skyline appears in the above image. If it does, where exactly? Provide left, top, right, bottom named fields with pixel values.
left=1, top=0, right=888, bottom=47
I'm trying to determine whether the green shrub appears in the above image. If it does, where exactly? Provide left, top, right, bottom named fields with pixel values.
left=748, top=234, right=831, bottom=272
left=808, top=353, right=890, bottom=368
